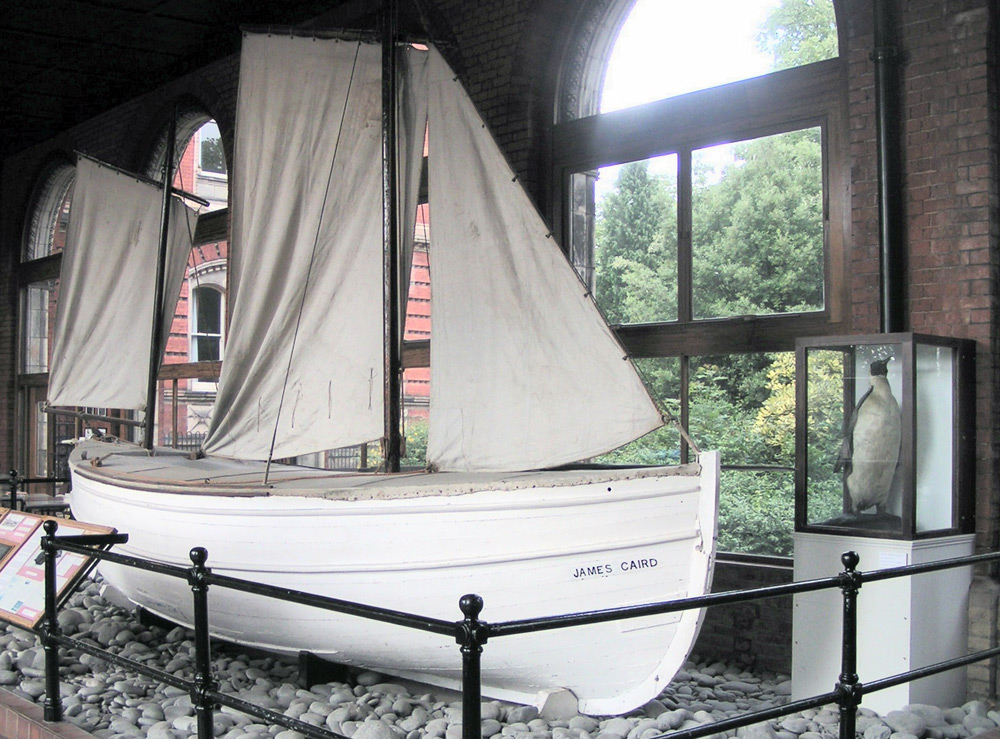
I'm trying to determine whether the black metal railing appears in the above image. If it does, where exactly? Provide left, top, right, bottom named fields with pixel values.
left=2, top=471, right=70, bottom=511
left=36, top=522, right=1000, bottom=739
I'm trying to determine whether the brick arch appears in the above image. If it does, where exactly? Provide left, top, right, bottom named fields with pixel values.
left=135, top=94, right=228, bottom=182
left=19, top=151, right=76, bottom=262
left=551, top=0, right=633, bottom=124
left=127, top=59, right=236, bottom=182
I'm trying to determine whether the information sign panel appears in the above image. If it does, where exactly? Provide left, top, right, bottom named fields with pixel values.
left=0, top=509, right=115, bottom=629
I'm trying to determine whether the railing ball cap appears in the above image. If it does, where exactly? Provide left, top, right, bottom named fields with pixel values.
left=460, top=594, right=483, bottom=619
left=190, top=547, right=209, bottom=567
left=841, top=551, right=860, bottom=570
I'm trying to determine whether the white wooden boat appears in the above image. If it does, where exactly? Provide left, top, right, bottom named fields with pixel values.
left=69, top=439, right=717, bottom=715
left=51, top=29, right=720, bottom=715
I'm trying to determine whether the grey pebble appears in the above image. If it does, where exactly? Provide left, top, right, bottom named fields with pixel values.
left=945, top=709, right=969, bottom=725
left=865, top=725, right=892, bottom=739
left=570, top=717, right=600, bottom=733
left=737, top=723, right=778, bottom=739
left=0, top=573, right=993, bottom=739
left=602, top=717, right=633, bottom=737
left=962, top=715, right=996, bottom=733
left=509, top=706, right=540, bottom=724
left=857, top=716, right=886, bottom=733
left=906, top=705, right=948, bottom=728
left=885, top=710, right=928, bottom=737
left=779, top=718, right=811, bottom=734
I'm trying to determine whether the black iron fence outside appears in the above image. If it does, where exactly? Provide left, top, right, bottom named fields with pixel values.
left=1, top=472, right=70, bottom=512
left=35, top=521, right=1000, bottom=739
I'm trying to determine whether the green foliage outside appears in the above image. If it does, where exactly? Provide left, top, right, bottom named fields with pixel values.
left=692, top=129, right=824, bottom=319
left=200, top=137, right=226, bottom=174
left=757, top=0, right=839, bottom=70
left=591, top=0, right=839, bottom=557
left=804, top=350, right=849, bottom=523
left=595, top=161, right=677, bottom=324
left=401, top=418, right=429, bottom=468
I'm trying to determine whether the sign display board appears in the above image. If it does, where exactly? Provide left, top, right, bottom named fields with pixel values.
left=0, top=509, right=115, bottom=629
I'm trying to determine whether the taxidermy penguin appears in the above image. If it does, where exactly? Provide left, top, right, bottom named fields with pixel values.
left=833, top=356, right=901, bottom=514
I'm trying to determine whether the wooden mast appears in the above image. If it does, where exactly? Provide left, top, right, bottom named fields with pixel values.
left=142, top=114, right=176, bottom=451
left=382, top=0, right=403, bottom=472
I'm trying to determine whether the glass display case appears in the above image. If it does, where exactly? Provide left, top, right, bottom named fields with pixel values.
left=795, top=333, right=974, bottom=539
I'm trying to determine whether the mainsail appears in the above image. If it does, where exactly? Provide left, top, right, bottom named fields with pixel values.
left=204, top=35, right=663, bottom=470
left=202, top=35, right=426, bottom=460
left=48, top=157, right=193, bottom=411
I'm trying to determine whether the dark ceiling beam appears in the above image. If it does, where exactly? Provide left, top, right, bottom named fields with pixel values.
left=0, top=0, right=379, bottom=159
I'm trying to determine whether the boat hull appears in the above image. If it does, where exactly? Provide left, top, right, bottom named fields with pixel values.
left=67, top=441, right=718, bottom=715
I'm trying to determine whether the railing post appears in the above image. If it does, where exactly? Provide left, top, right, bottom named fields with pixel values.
left=188, top=547, right=216, bottom=739
left=41, top=520, right=63, bottom=722
left=837, top=551, right=862, bottom=739
left=7, top=469, right=20, bottom=510
left=457, top=594, right=487, bottom=739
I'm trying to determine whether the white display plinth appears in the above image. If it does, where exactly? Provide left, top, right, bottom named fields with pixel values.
left=792, top=532, right=975, bottom=715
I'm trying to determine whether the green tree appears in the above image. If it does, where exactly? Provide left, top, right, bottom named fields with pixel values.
left=594, top=161, right=676, bottom=324
left=757, top=0, right=838, bottom=71
left=754, top=353, right=797, bottom=463
left=200, top=136, right=226, bottom=174
left=692, top=128, right=825, bottom=319
left=401, top=418, right=428, bottom=468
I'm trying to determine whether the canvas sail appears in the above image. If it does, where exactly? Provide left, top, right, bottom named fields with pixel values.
left=421, top=48, right=663, bottom=472
left=203, top=35, right=427, bottom=461
left=48, top=157, right=193, bottom=411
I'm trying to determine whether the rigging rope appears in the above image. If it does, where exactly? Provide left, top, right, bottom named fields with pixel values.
left=264, top=41, right=365, bottom=484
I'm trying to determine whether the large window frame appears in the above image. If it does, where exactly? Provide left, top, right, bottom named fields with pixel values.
left=551, top=53, right=847, bottom=556
left=551, top=57, right=849, bottom=359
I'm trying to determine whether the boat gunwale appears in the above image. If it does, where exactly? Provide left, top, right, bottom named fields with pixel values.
left=68, top=440, right=704, bottom=501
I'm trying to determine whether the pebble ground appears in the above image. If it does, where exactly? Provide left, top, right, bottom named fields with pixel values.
left=0, top=578, right=995, bottom=739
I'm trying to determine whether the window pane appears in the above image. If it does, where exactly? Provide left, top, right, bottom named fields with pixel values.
left=602, top=0, right=837, bottom=113
left=194, top=287, right=222, bottom=334
left=21, top=279, right=59, bottom=374
left=689, top=353, right=795, bottom=556
left=195, top=336, right=221, bottom=362
left=692, top=128, right=824, bottom=319
left=198, top=121, right=227, bottom=175
left=594, top=357, right=681, bottom=464
left=804, top=348, right=848, bottom=525
left=591, top=157, right=678, bottom=324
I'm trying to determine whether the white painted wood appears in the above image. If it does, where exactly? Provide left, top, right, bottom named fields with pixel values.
left=792, top=532, right=975, bottom=714
left=68, top=440, right=719, bottom=715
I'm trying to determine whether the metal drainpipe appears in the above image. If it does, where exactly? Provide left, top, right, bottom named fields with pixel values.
left=873, top=0, right=905, bottom=333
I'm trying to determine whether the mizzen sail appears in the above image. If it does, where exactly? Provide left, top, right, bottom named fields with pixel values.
left=421, top=48, right=663, bottom=472
left=48, top=157, right=193, bottom=411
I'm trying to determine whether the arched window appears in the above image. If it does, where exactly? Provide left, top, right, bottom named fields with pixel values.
left=552, top=0, right=843, bottom=558
left=18, top=160, right=76, bottom=479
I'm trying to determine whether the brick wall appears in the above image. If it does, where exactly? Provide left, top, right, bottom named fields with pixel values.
left=842, top=0, right=998, bottom=699
left=693, top=558, right=794, bottom=676
left=0, top=689, right=93, bottom=739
